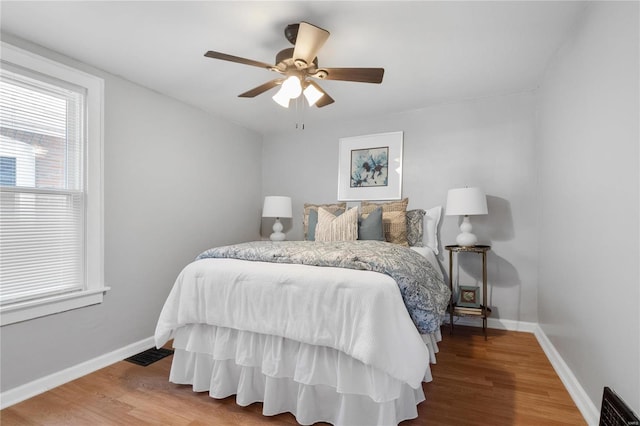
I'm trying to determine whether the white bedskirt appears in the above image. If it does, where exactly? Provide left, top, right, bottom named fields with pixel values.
left=169, top=324, right=441, bottom=426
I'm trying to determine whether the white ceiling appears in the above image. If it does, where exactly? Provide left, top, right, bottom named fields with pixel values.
left=0, top=1, right=586, bottom=135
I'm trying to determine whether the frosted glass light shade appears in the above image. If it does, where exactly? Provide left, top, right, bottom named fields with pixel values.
left=272, top=88, right=290, bottom=108
left=303, top=83, right=324, bottom=106
left=281, top=76, right=302, bottom=98
left=272, top=77, right=302, bottom=108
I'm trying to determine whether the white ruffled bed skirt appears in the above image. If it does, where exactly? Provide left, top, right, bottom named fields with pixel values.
left=169, top=324, right=441, bottom=425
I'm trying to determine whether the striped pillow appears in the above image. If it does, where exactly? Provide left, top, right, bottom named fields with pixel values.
left=303, top=202, right=346, bottom=240
left=315, top=207, right=358, bottom=242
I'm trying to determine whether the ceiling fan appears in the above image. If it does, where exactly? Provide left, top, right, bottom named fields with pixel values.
left=204, top=22, right=384, bottom=108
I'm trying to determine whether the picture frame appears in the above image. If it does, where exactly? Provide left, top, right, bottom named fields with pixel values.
left=337, top=131, right=403, bottom=201
left=457, top=285, right=480, bottom=308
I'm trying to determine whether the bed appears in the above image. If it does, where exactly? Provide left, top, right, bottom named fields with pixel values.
left=154, top=238, right=449, bottom=426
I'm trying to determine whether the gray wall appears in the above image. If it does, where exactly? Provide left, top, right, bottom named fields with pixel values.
left=0, top=35, right=263, bottom=392
left=537, top=2, right=639, bottom=414
left=262, top=92, right=539, bottom=324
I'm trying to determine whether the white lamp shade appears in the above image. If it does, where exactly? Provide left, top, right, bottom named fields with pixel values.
left=262, top=196, right=292, bottom=218
left=445, top=187, right=488, bottom=216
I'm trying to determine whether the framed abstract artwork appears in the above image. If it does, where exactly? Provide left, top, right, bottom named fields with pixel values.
left=337, top=131, right=403, bottom=201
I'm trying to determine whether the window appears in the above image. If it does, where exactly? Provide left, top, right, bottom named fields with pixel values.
left=0, top=42, right=107, bottom=325
left=0, top=157, right=16, bottom=186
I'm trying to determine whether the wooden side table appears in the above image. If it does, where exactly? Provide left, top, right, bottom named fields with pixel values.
left=445, top=245, right=491, bottom=339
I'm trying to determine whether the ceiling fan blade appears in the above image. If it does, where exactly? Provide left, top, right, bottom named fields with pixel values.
left=204, top=51, right=274, bottom=70
left=321, top=68, right=385, bottom=84
left=292, top=22, right=330, bottom=68
left=308, top=82, right=334, bottom=108
left=238, top=79, right=283, bottom=98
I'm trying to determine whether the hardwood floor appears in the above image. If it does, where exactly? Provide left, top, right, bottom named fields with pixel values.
left=411, top=326, right=586, bottom=425
left=1, top=326, right=586, bottom=425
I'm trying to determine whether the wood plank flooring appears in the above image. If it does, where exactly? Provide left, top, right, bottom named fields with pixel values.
left=1, top=326, right=586, bottom=425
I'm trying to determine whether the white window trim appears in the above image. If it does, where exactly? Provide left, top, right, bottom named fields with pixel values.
left=0, top=42, right=109, bottom=326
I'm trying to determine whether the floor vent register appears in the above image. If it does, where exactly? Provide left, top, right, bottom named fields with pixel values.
left=125, top=347, right=174, bottom=367
left=600, top=387, right=639, bottom=426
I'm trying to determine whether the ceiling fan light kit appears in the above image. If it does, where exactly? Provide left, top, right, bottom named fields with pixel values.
left=271, top=76, right=325, bottom=108
left=204, top=21, right=384, bottom=110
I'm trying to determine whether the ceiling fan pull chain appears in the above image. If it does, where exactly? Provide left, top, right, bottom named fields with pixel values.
left=295, top=96, right=306, bottom=130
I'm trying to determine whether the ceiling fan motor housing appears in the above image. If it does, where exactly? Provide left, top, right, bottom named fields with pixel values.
left=275, top=48, right=294, bottom=67
left=284, top=24, right=299, bottom=45
left=275, top=48, right=321, bottom=74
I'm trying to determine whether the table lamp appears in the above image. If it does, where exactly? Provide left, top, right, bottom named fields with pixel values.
left=262, top=196, right=292, bottom=241
left=445, top=187, right=488, bottom=247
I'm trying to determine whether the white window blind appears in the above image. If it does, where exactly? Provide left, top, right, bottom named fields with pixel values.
left=0, top=65, right=86, bottom=306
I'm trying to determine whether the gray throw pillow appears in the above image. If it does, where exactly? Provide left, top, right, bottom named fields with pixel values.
left=358, top=207, right=384, bottom=241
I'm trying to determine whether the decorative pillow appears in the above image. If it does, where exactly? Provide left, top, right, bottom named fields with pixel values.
left=315, top=207, right=359, bottom=242
left=361, top=198, right=408, bottom=213
left=361, top=198, right=409, bottom=246
left=303, top=202, right=346, bottom=240
left=406, top=209, right=426, bottom=247
left=424, top=205, right=443, bottom=254
left=307, top=208, right=345, bottom=241
left=358, top=207, right=384, bottom=241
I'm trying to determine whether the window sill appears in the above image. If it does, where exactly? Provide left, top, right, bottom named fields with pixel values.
left=0, top=287, right=111, bottom=326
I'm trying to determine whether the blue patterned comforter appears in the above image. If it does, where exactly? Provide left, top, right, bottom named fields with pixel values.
left=197, top=240, right=450, bottom=334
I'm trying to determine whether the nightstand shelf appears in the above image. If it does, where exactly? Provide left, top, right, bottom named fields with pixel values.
left=445, top=244, right=491, bottom=339
left=449, top=305, right=492, bottom=317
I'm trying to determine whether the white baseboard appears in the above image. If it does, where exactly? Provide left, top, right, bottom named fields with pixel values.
left=534, top=325, right=599, bottom=426
left=0, top=336, right=155, bottom=410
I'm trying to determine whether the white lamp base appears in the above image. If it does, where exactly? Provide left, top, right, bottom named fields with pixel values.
left=456, top=216, right=478, bottom=247
left=270, top=218, right=286, bottom=241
